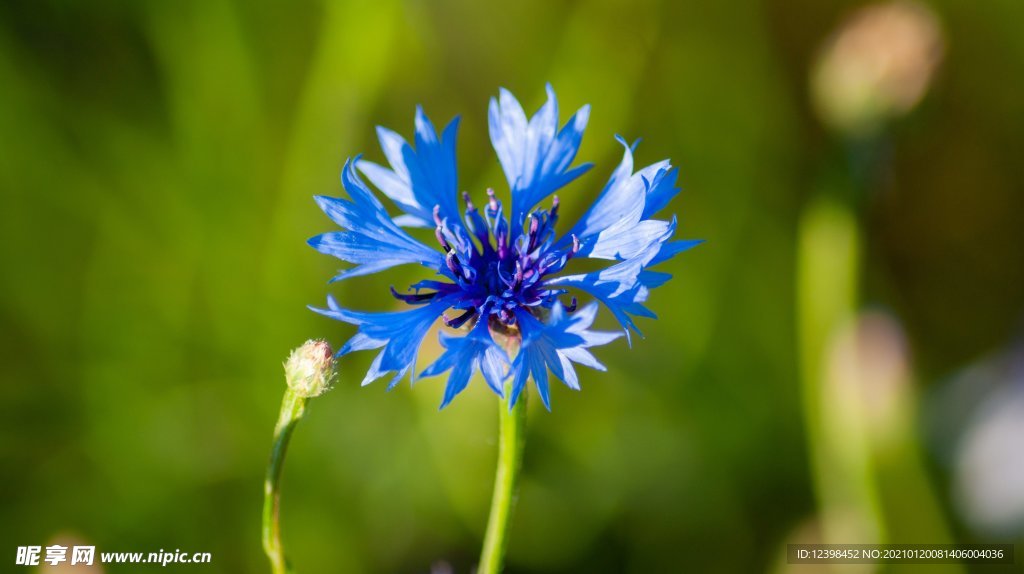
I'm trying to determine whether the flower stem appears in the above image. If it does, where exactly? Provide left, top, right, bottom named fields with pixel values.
left=262, top=387, right=307, bottom=574
left=478, top=391, right=528, bottom=574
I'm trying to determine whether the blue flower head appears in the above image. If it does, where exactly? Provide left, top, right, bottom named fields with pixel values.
left=310, top=86, right=701, bottom=410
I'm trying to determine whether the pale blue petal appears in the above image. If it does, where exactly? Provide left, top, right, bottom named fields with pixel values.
left=546, top=233, right=677, bottom=340
left=641, top=166, right=681, bottom=219
left=651, top=239, right=704, bottom=266
left=488, top=85, right=592, bottom=232
left=309, top=160, right=444, bottom=280
left=356, top=109, right=463, bottom=230
left=557, top=137, right=676, bottom=260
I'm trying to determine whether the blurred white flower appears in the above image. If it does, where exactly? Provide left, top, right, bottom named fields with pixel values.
left=828, top=311, right=910, bottom=437
left=811, top=1, right=945, bottom=136
left=954, top=378, right=1024, bottom=535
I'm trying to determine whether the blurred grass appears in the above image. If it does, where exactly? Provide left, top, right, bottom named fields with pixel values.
left=1, top=0, right=1024, bottom=572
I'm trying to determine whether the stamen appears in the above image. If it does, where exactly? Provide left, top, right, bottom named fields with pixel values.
left=484, top=189, right=509, bottom=259
left=536, top=252, right=559, bottom=275
left=551, top=195, right=560, bottom=217
left=496, top=226, right=508, bottom=260
left=526, top=213, right=540, bottom=252
left=565, top=296, right=578, bottom=312
left=486, top=188, right=499, bottom=212
left=435, top=226, right=451, bottom=253
left=512, top=260, right=524, bottom=290
left=498, top=308, right=516, bottom=325
left=446, top=250, right=464, bottom=278
left=570, top=234, right=580, bottom=257
left=432, top=204, right=443, bottom=227
left=463, top=190, right=493, bottom=254
left=443, top=308, right=477, bottom=329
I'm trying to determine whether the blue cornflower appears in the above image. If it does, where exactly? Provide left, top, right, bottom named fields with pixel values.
left=310, top=85, right=701, bottom=409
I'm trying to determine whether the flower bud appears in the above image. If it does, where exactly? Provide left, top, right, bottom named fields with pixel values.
left=284, top=340, right=337, bottom=398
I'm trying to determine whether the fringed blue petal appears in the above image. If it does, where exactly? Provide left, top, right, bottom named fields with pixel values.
left=309, top=159, right=445, bottom=281
left=556, top=137, right=682, bottom=261
left=310, top=295, right=449, bottom=388
left=545, top=222, right=696, bottom=343
left=509, top=302, right=623, bottom=410
left=419, top=319, right=509, bottom=408
left=488, top=84, right=592, bottom=236
left=651, top=238, right=705, bottom=266
left=357, top=108, right=464, bottom=232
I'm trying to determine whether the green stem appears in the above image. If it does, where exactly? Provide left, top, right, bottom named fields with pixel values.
left=478, top=391, right=528, bottom=574
left=262, top=387, right=308, bottom=574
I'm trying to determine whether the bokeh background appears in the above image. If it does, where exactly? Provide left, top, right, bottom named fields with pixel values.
left=2, top=0, right=1024, bottom=572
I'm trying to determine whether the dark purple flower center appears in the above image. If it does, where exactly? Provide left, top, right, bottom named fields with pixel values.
left=389, top=190, right=579, bottom=330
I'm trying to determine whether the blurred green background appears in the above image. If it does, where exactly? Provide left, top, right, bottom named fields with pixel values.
left=2, top=0, right=1024, bottom=572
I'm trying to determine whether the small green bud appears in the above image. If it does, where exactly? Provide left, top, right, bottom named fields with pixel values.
left=284, top=339, right=337, bottom=398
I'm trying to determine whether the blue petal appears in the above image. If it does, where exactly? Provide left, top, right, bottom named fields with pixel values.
left=515, top=346, right=550, bottom=410
left=419, top=319, right=509, bottom=408
left=488, top=85, right=592, bottom=235
left=310, top=295, right=449, bottom=388
left=641, top=166, right=681, bottom=220
left=581, top=219, right=674, bottom=261
left=556, top=137, right=679, bottom=261
left=357, top=108, right=464, bottom=231
left=508, top=302, right=622, bottom=410
left=310, top=159, right=445, bottom=281
left=546, top=224, right=687, bottom=342
left=651, top=238, right=704, bottom=266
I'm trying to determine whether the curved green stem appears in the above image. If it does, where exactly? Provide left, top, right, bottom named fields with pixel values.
left=262, top=387, right=307, bottom=574
left=478, top=391, right=528, bottom=574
